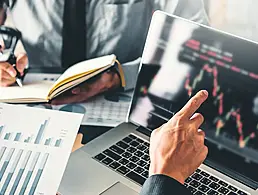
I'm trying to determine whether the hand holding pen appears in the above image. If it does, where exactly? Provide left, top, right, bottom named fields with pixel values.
left=0, top=53, right=28, bottom=87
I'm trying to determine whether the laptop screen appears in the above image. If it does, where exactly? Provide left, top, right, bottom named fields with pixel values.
left=129, top=11, right=258, bottom=186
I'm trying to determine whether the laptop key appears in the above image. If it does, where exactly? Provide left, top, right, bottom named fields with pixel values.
left=123, top=137, right=132, bottom=143
left=143, top=142, right=150, bottom=147
left=144, top=149, right=149, bottom=154
left=117, top=166, right=130, bottom=175
left=126, top=162, right=137, bottom=169
left=196, top=169, right=201, bottom=173
left=127, top=147, right=137, bottom=153
left=137, top=145, right=147, bottom=151
left=228, top=192, right=237, bottom=195
left=102, top=157, right=113, bottom=165
left=198, top=185, right=209, bottom=192
left=218, top=180, right=228, bottom=187
left=126, top=171, right=145, bottom=185
left=189, top=180, right=201, bottom=188
left=144, top=164, right=150, bottom=170
left=94, top=153, right=106, bottom=161
left=141, top=171, right=149, bottom=178
left=129, top=156, right=140, bottom=163
left=117, top=141, right=129, bottom=149
left=192, top=173, right=203, bottom=180
left=134, top=167, right=144, bottom=174
left=207, top=189, right=219, bottom=195
left=200, top=171, right=210, bottom=177
left=200, top=178, right=211, bottom=185
left=209, top=182, right=220, bottom=190
left=142, top=155, right=150, bottom=161
left=209, top=176, right=219, bottom=182
left=131, top=141, right=140, bottom=147
left=228, top=185, right=237, bottom=192
left=184, top=183, right=188, bottom=187
left=135, top=151, right=144, bottom=157
left=195, top=191, right=205, bottom=195
left=109, top=162, right=121, bottom=169
left=128, top=135, right=137, bottom=140
left=119, top=158, right=129, bottom=165
left=137, top=160, right=147, bottom=167
left=187, top=186, right=197, bottom=193
left=185, top=177, right=192, bottom=183
left=237, top=190, right=248, bottom=195
left=218, top=187, right=229, bottom=194
left=136, top=138, right=144, bottom=143
left=103, top=149, right=121, bottom=161
left=122, top=152, right=132, bottom=158
left=110, top=145, right=124, bottom=154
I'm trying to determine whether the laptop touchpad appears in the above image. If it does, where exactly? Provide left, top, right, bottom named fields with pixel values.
left=100, top=182, right=138, bottom=195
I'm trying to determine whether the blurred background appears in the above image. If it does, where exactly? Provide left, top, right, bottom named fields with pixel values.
left=4, top=1, right=258, bottom=54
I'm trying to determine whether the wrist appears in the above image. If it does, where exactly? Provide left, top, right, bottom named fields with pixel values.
left=107, top=68, right=121, bottom=90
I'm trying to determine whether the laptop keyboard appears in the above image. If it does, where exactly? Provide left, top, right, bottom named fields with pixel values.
left=93, top=134, right=249, bottom=195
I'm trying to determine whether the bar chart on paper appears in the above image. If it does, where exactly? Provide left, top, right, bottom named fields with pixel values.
left=0, top=103, right=83, bottom=195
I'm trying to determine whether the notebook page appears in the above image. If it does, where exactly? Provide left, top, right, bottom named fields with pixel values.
left=53, top=54, right=116, bottom=86
left=0, top=81, right=52, bottom=102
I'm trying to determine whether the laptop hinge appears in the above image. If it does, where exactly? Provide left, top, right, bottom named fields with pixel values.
left=135, top=125, right=152, bottom=137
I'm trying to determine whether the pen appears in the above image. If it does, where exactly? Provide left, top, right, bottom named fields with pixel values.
left=13, top=64, right=23, bottom=87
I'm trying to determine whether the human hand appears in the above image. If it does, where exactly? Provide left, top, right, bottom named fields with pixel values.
left=149, top=90, right=209, bottom=184
left=0, top=53, right=28, bottom=87
left=51, top=70, right=121, bottom=105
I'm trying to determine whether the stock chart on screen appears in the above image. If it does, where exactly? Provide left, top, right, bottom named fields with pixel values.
left=178, top=37, right=258, bottom=163
left=129, top=15, right=258, bottom=184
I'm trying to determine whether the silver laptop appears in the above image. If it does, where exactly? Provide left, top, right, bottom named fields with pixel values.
left=59, top=11, right=258, bottom=195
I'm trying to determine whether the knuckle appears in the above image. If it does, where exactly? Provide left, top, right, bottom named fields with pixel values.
left=203, top=146, right=208, bottom=155
left=199, top=113, right=204, bottom=121
left=2, top=62, right=10, bottom=69
left=199, top=131, right=205, bottom=138
left=190, top=98, right=198, bottom=107
left=174, top=115, right=184, bottom=124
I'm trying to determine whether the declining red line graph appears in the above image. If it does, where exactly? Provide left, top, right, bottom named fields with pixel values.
left=214, top=108, right=257, bottom=148
left=184, top=64, right=257, bottom=148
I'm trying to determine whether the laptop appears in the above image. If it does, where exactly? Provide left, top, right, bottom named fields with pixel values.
left=59, top=11, right=258, bottom=195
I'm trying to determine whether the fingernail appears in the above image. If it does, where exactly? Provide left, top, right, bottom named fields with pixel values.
left=7, top=68, right=16, bottom=77
left=202, top=90, right=208, bottom=96
left=72, top=88, right=80, bottom=94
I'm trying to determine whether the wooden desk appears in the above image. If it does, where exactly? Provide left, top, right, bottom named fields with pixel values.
left=72, top=133, right=85, bottom=152
left=72, top=125, right=112, bottom=152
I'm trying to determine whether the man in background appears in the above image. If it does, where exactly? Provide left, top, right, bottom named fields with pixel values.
left=0, top=0, right=208, bottom=104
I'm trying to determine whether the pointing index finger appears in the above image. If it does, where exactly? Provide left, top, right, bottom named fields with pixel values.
left=176, top=90, right=208, bottom=120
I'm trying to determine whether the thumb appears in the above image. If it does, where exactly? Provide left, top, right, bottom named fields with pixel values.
left=16, top=53, right=28, bottom=74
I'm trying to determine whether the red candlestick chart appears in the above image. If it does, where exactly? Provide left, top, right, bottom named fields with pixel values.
left=184, top=63, right=258, bottom=148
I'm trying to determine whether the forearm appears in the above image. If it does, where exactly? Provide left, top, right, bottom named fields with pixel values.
left=140, top=175, right=191, bottom=195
